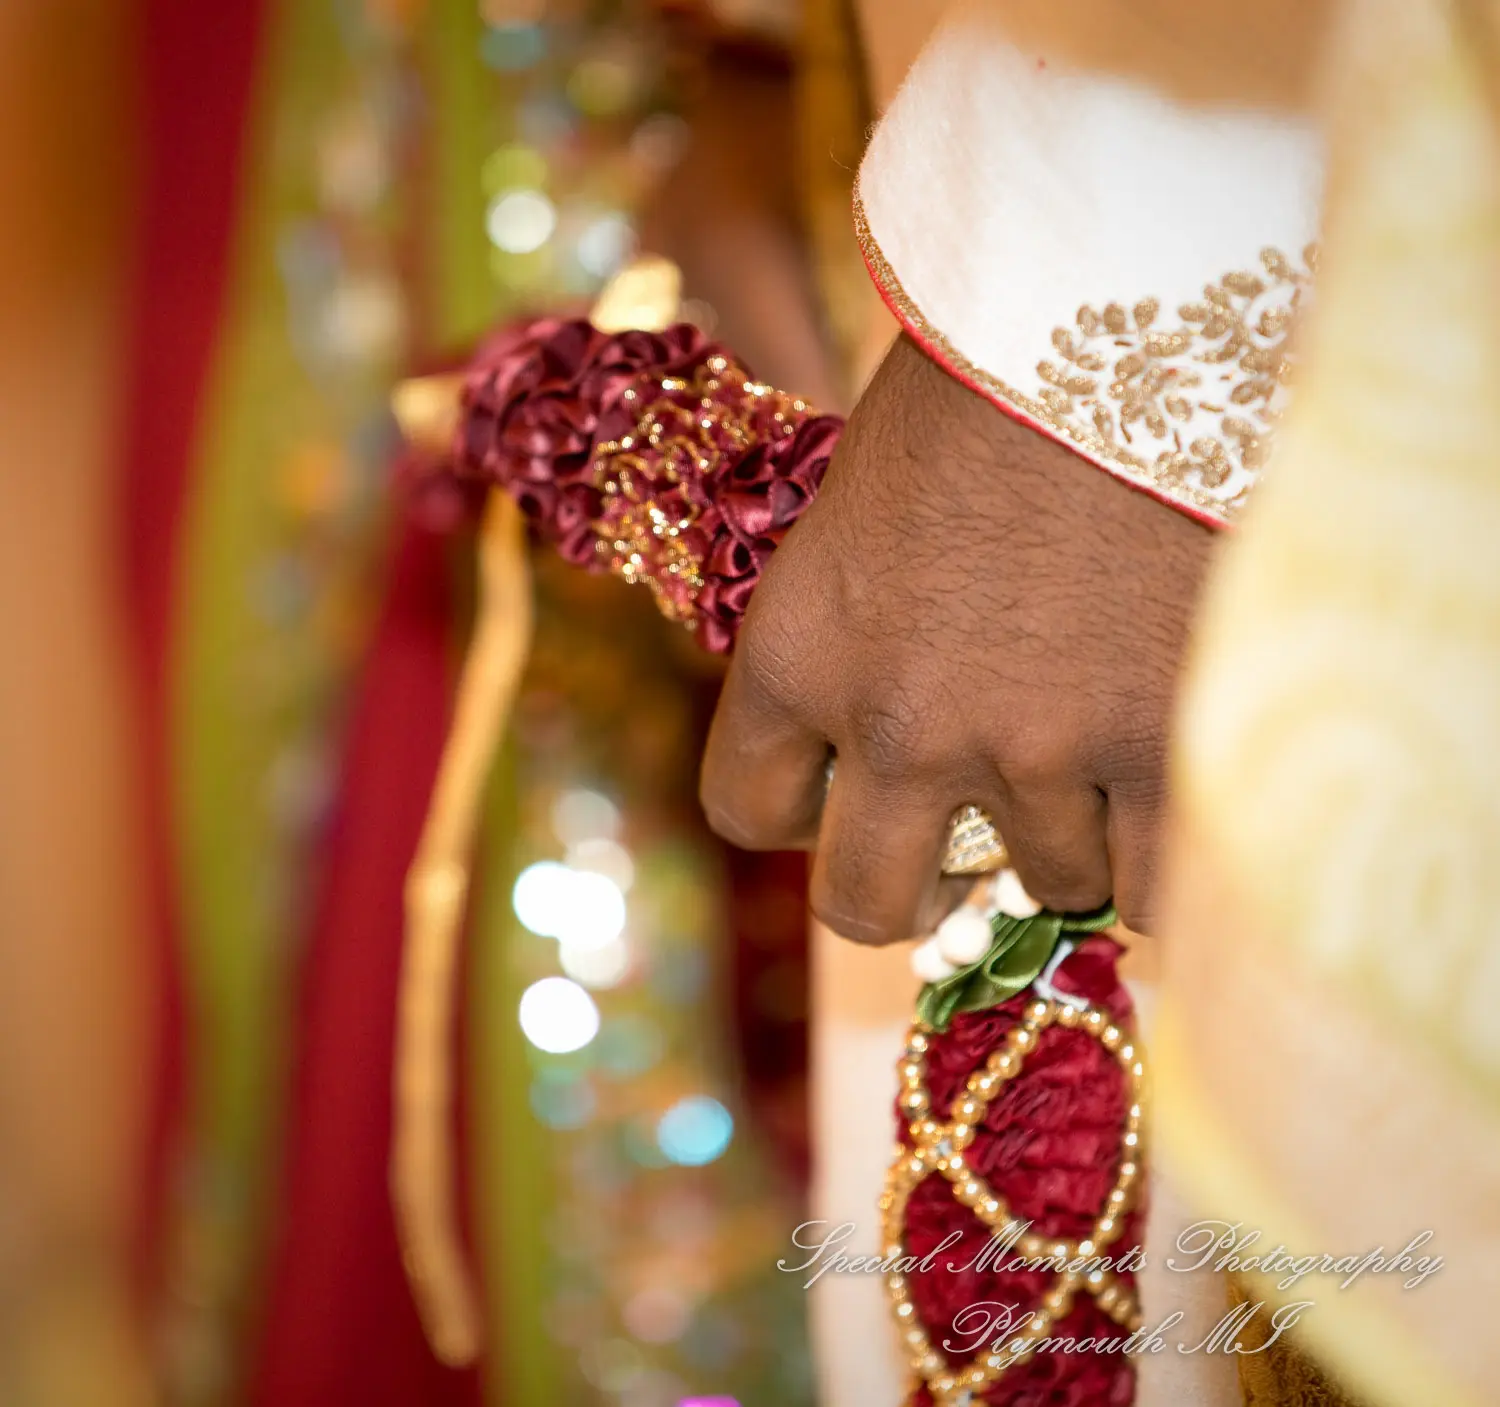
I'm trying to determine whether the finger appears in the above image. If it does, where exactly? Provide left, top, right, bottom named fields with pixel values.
left=928, top=872, right=981, bottom=929
left=1105, top=784, right=1168, bottom=934
left=810, top=765, right=951, bottom=946
left=700, top=660, right=827, bottom=850
left=984, top=776, right=1113, bottom=914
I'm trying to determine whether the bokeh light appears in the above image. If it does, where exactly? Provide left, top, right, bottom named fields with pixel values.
left=519, top=90, right=578, bottom=146
left=551, top=786, right=621, bottom=844
left=567, top=835, right=635, bottom=891
left=559, top=933, right=632, bottom=989
left=530, top=1073, right=597, bottom=1130
left=480, top=22, right=547, bottom=72
left=519, top=976, right=600, bottom=1054
left=486, top=188, right=556, bottom=253
left=622, top=1285, right=692, bottom=1344
left=576, top=212, right=635, bottom=279
left=594, top=1014, right=665, bottom=1077
left=512, top=860, right=572, bottom=936
left=482, top=142, right=548, bottom=195
left=320, top=275, right=404, bottom=361
left=623, top=1119, right=670, bottom=1169
left=656, top=1096, right=734, bottom=1167
left=558, top=869, right=626, bottom=949
left=580, top=1336, right=644, bottom=1392
left=567, top=56, right=638, bottom=118
left=628, top=112, right=690, bottom=174
left=513, top=860, right=626, bottom=948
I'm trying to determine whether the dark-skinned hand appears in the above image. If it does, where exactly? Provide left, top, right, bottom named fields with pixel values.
left=699, top=332, right=1217, bottom=942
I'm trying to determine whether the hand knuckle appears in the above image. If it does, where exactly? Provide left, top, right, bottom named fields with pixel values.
left=736, top=624, right=804, bottom=713
left=850, top=683, right=934, bottom=780
left=698, top=758, right=774, bottom=849
left=997, top=732, right=1077, bottom=790
left=698, top=783, right=755, bottom=848
left=1027, top=869, right=1110, bottom=915
left=1108, top=836, right=1160, bottom=934
left=1093, top=716, right=1170, bottom=792
left=811, top=896, right=906, bottom=947
left=1114, top=887, right=1156, bottom=935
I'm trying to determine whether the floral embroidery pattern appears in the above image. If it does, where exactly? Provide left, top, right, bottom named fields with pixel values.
left=1036, top=247, right=1316, bottom=514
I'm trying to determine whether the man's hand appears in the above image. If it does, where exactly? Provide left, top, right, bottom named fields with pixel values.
left=699, top=333, right=1216, bottom=941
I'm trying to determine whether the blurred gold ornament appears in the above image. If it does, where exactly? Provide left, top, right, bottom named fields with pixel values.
left=391, top=373, right=465, bottom=455
left=587, top=253, right=682, bottom=333
left=393, top=492, right=531, bottom=1365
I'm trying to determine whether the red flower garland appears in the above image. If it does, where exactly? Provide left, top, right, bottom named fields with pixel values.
left=407, top=317, right=842, bottom=653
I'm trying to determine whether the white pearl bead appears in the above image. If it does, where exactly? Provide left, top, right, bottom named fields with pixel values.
left=935, top=908, right=993, bottom=966
left=910, top=936, right=958, bottom=984
left=993, top=869, right=1042, bottom=918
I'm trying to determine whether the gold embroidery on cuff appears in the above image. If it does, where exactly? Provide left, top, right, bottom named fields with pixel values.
left=854, top=190, right=1315, bottom=525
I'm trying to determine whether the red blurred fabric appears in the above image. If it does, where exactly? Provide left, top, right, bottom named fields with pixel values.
left=246, top=523, right=483, bottom=1407
left=122, top=0, right=268, bottom=1303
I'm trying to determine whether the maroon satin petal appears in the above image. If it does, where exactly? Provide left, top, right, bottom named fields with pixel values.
left=715, top=486, right=779, bottom=543
left=403, top=316, right=843, bottom=653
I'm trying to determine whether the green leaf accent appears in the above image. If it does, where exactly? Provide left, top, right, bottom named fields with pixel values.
left=914, top=904, right=1118, bottom=1033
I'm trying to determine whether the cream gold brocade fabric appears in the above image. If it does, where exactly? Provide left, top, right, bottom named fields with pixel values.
left=1160, top=2, right=1500, bottom=1404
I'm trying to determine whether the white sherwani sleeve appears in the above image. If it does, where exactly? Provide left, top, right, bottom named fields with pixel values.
left=855, top=0, right=1324, bottom=528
